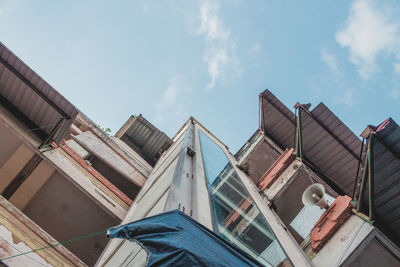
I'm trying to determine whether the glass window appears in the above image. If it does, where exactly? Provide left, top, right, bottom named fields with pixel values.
left=199, top=130, right=292, bottom=267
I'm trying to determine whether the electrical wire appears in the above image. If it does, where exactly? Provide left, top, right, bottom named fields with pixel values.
left=26, top=121, right=62, bottom=133
left=334, top=221, right=366, bottom=266
left=0, top=235, right=49, bottom=266
left=0, top=229, right=108, bottom=261
left=300, top=163, right=316, bottom=184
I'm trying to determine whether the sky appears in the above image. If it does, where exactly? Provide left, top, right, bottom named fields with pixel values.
left=0, top=0, right=399, bottom=153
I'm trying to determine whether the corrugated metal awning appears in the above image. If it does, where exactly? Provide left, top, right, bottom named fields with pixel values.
left=0, top=42, right=78, bottom=143
left=260, top=89, right=362, bottom=196
left=372, top=118, right=400, bottom=238
left=119, top=115, right=172, bottom=166
left=300, top=103, right=362, bottom=195
left=260, top=90, right=295, bottom=150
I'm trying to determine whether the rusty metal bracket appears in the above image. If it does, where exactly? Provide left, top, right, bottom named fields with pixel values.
left=294, top=105, right=304, bottom=161
left=356, top=133, right=375, bottom=221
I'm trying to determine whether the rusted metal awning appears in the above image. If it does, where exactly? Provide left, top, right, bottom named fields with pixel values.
left=115, top=115, right=172, bottom=166
left=260, top=90, right=295, bottom=150
left=260, top=89, right=362, bottom=196
left=356, top=118, right=400, bottom=243
left=298, top=103, right=362, bottom=195
left=0, top=42, right=78, bottom=144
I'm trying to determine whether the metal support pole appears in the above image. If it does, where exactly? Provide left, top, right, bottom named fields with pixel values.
left=357, top=138, right=370, bottom=213
left=352, top=138, right=365, bottom=200
left=294, top=108, right=298, bottom=154
left=259, top=94, right=264, bottom=133
left=368, top=134, right=375, bottom=221
left=295, top=107, right=303, bottom=161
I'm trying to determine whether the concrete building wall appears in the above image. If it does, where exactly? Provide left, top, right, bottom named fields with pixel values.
left=343, top=236, right=399, bottom=266
left=0, top=99, right=42, bottom=148
left=103, top=241, right=147, bottom=267
left=96, top=127, right=188, bottom=266
left=241, top=138, right=282, bottom=184
left=43, top=148, right=129, bottom=219
left=23, top=171, right=120, bottom=266
left=269, top=163, right=338, bottom=244
left=73, top=131, right=146, bottom=187
left=0, top=195, right=85, bottom=266
left=0, top=143, right=35, bottom=192
left=311, top=215, right=373, bottom=267
left=89, top=155, right=141, bottom=200
left=9, top=159, right=55, bottom=210
left=97, top=120, right=312, bottom=267
left=0, top=121, right=23, bottom=168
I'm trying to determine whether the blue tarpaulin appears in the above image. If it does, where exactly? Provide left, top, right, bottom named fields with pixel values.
left=107, top=210, right=264, bottom=267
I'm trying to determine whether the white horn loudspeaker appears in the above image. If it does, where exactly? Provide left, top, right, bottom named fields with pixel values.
left=301, top=183, right=329, bottom=209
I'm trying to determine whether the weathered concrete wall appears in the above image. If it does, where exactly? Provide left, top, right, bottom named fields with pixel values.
left=90, top=156, right=140, bottom=200
left=268, top=162, right=338, bottom=244
left=65, top=139, right=89, bottom=159
left=344, top=235, right=400, bottom=266
left=23, top=172, right=120, bottom=266
left=312, top=215, right=373, bottom=267
left=96, top=128, right=187, bottom=266
left=73, top=131, right=146, bottom=187
left=0, top=121, right=23, bottom=168
left=111, top=136, right=152, bottom=172
left=0, top=225, right=52, bottom=266
left=0, top=195, right=85, bottom=266
left=44, top=148, right=129, bottom=218
left=240, top=138, right=282, bottom=185
left=104, top=240, right=147, bottom=267
left=0, top=144, right=34, bottom=192
left=0, top=101, right=42, bottom=148
left=9, top=160, right=55, bottom=210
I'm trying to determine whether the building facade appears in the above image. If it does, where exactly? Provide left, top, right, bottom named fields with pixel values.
left=0, top=42, right=170, bottom=266
left=0, top=42, right=399, bottom=266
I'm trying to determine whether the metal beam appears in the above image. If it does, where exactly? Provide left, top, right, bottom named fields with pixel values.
left=295, top=107, right=304, bottom=161
left=368, top=134, right=375, bottom=221
left=352, top=138, right=365, bottom=199
left=2, top=154, right=42, bottom=199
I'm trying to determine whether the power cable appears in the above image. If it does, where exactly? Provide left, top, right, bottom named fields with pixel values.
left=0, top=229, right=108, bottom=261
left=0, top=235, right=48, bottom=266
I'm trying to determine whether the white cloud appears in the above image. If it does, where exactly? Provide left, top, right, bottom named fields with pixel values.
left=321, top=49, right=338, bottom=74
left=251, top=43, right=261, bottom=53
left=197, top=0, right=241, bottom=89
left=203, top=47, right=228, bottom=89
left=336, top=0, right=400, bottom=79
left=197, top=1, right=230, bottom=42
left=390, top=89, right=400, bottom=99
left=334, top=89, right=356, bottom=106
left=394, top=62, right=400, bottom=75
left=155, top=76, right=188, bottom=124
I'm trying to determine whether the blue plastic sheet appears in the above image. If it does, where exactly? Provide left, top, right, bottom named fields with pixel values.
left=107, top=210, right=264, bottom=267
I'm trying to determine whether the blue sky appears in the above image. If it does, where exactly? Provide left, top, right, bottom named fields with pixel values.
left=0, top=0, right=399, bottom=152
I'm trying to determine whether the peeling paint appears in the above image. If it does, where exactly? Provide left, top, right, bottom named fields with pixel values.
left=0, top=225, right=52, bottom=267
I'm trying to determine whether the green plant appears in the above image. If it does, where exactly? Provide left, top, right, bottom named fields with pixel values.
left=97, top=125, right=112, bottom=135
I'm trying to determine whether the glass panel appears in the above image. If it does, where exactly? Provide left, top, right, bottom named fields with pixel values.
left=199, top=130, right=292, bottom=267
